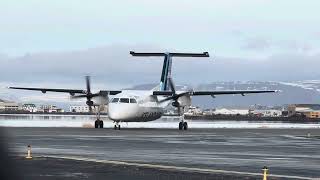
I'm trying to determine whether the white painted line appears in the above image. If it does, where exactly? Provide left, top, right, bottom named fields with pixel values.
left=44, top=155, right=315, bottom=180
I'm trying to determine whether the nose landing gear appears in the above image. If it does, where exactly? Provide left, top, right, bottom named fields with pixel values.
left=113, top=121, right=121, bottom=130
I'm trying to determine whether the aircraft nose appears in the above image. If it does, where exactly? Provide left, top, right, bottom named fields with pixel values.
left=108, top=103, right=138, bottom=121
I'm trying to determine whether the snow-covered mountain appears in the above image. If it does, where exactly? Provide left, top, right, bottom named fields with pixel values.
left=279, top=80, right=320, bottom=92
left=193, top=81, right=320, bottom=108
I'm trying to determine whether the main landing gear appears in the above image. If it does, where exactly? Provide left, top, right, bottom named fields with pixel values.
left=178, top=112, right=188, bottom=130
left=94, top=105, right=104, bottom=128
left=113, top=121, right=121, bottom=130
left=179, top=121, right=188, bottom=130
left=94, top=119, right=104, bottom=128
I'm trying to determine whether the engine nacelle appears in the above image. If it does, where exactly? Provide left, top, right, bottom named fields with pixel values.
left=93, top=95, right=109, bottom=105
left=177, top=95, right=192, bottom=107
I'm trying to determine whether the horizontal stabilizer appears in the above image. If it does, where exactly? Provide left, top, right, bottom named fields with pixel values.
left=130, top=51, right=209, bottom=57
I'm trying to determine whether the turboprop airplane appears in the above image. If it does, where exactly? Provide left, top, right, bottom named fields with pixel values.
left=9, top=51, right=277, bottom=130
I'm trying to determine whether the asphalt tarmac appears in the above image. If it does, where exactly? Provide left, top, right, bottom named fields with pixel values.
left=3, top=127, right=320, bottom=180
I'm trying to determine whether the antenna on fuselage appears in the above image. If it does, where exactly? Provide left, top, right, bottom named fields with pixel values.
left=129, top=51, right=210, bottom=91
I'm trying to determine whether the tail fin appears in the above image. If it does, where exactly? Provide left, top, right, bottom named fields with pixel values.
left=130, top=51, right=209, bottom=91
left=159, top=54, right=172, bottom=91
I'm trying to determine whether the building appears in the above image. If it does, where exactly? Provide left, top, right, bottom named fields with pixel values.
left=213, top=108, right=249, bottom=115
left=38, top=105, right=64, bottom=113
left=0, top=101, right=21, bottom=111
left=70, top=105, right=90, bottom=113
left=22, top=104, right=37, bottom=112
left=300, top=110, right=320, bottom=118
left=288, top=104, right=320, bottom=118
left=184, top=106, right=203, bottom=115
left=251, top=109, right=282, bottom=117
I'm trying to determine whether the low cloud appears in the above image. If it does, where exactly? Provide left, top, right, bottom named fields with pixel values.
left=242, top=38, right=271, bottom=51
left=242, top=37, right=314, bottom=53
left=1, top=44, right=320, bottom=89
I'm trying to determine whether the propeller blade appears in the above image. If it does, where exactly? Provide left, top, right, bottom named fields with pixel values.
left=85, top=76, right=91, bottom=94
left=84, top=76, right=94, bottom=113
left=177, top=106, right=181, bottom=116
left=71, top=93, right=101, bottom=99
left=71, top=94, right=88, bottom=99
left=159, top=96, right=175, bottom=103
left=168, top=77, right=176, bottom=93
left=159, top=92, right=190, bottom=103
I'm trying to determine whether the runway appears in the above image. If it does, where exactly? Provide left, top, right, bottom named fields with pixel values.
left=3, top=127, right=320, bottom=179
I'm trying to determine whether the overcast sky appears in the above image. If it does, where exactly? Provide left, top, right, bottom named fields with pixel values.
left=1, top=0, right=320, bottom=89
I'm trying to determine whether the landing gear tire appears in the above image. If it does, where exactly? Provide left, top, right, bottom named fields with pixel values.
left=179, top=122, right=183, bottom=130
left=114, top=124, right=121, bottom=130
left=99, top=120, right=104, bottom=128
left=179, top=122, right=188, bottom=130
left=183, top=122, right=188, bottom=130
left=94, top=120, right=99, bottom=128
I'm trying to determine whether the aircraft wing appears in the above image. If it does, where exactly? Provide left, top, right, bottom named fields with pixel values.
left=153, top=90, right=277, bottom=96
left=9, top=87, right=122, bottom=95
left=191, top=90, right=277, bottom=96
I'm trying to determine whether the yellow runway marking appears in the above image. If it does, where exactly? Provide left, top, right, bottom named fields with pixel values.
left=45, top=155, right=316, bottom=180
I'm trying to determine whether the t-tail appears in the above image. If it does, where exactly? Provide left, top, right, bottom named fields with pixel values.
left=130, top=51, right=210, bottom=91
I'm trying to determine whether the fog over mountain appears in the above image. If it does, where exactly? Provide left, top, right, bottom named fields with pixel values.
left=1, top=44, right=320, bottom=87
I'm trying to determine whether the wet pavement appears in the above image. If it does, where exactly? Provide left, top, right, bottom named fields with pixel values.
left=3, top=127, right=320, bottom=179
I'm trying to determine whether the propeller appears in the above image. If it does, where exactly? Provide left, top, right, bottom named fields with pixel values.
left=85, top=76, right=93, bottom=112
left=71, top=76, right=101, bottom=113
left=159, top=78, right=189, bottom=116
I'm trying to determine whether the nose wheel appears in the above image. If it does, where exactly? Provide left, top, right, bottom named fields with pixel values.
left=113, top=121, right=121, bottom=130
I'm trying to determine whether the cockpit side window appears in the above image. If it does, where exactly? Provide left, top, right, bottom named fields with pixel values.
left=130, top=98, right=137, bottom=103
left=111, top=98, right=119, bottom=103
left=120, top=98, right=129, bottom=103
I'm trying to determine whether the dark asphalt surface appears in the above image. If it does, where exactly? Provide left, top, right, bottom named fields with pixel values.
left=7, top=156, right=266, bottom=180
left=2, top=127, right=320, bottom=179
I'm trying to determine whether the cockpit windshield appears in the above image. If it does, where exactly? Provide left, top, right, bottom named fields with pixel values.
left=111, top=97, right=137, bottom=104
left=130, top=98, right=137, bottom=103
left=111, top=98, right=119, bottom=103
left=119, top=98, right=129, bottom=103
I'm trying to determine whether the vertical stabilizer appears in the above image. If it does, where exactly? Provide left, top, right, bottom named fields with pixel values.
left=159, top=53, right=172, bottom=91
left=129, top=51, right=209, bottom=91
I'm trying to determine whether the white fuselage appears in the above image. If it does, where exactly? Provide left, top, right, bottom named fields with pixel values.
left=107, top=91, right=166, bottom=122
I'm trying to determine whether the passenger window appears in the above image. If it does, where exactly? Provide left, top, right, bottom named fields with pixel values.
left=130, top=98, right=137, bottom=103
left=120, top=98, right=129, bottom=103
left=111, top=98, right=119, bottom=103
